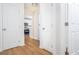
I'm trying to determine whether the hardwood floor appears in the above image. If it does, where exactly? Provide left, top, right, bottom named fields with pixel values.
left=0, top=35, right=52, bottom=55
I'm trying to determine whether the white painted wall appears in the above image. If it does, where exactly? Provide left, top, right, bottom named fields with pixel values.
left=56, top=4, right=67, bottom=54
left=50, top=4, right=57, bottom=54
left=51, top=3, right=66, bottom=54
left=33, top=9, right=39, bottom=40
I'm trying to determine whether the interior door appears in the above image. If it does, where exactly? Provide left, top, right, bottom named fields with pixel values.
left=0, top=4, right=2, bottom=51
left=2, top=3, right=24, bottom=50
left=69, top=4, right=79, bottom=54
left=39, top=4, right=52, bottom=52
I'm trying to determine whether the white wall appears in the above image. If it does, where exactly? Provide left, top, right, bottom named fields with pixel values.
left=50, top=4, right=57, bottom=54
left=56, top=4, right=67, bottom=54
left=33, top=11, right=39, bottom=39
left=51, top=3, right=66, bottom=54
left=52, top=3, right=67, bottom=55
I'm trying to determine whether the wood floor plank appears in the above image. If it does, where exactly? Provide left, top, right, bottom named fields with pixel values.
left=21, top=46, right=34, bottom=55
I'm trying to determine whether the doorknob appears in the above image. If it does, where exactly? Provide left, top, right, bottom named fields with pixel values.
left=42, top=27, right=45, bottom=30
left=2, top=28, right=7, bottom=31
left=65, top=22, right=69, bottom=26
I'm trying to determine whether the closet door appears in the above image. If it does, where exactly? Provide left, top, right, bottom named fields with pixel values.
left=0, top=4, right=2, bottom=51
left=69, top=4, right=79, bottom=54
left=2, top=3, right=24, bottom=50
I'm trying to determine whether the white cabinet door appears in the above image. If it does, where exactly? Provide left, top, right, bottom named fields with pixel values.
left=2, top=3, right=24, bottom=50
left=0, top=4, right=2, bottom=51
left=69, top=4, right=79, bottom=54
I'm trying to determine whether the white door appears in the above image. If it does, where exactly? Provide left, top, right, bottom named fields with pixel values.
left=2, top=3, right=24, bottom=50
left=39, top=4, right=52, bottom=52
left=0, top=4, right=2, bottom=51
left=69, top=4, right=79, bottom=54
